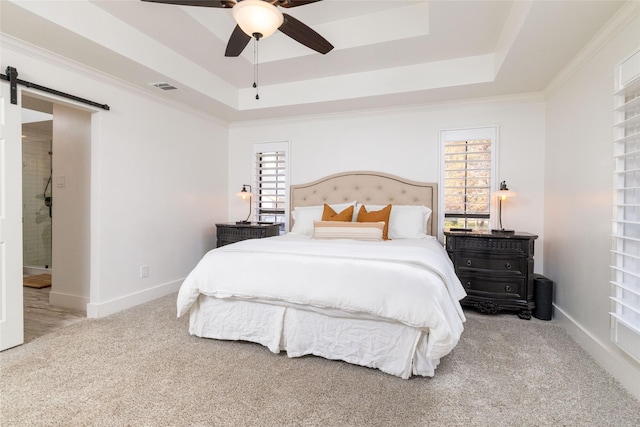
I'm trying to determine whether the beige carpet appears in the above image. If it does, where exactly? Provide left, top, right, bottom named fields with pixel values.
left=1, top=294, right=639, bottom=426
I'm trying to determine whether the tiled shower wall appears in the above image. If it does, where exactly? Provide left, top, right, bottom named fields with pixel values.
left=22, top=128, right=52, bottom=268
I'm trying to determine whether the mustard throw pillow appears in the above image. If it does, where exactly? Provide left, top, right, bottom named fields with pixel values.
left=321, top=204, right=354, bottom=222
left=357, top=204, right=392, bottom=240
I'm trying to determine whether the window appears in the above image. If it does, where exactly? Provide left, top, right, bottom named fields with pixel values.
left=253, top=141, right=289, bottom=232
left=441, top=127, right=497, bottom=232
left=611, top=49, right=640, bottom=363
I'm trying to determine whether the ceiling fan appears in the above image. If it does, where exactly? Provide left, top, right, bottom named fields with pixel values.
left=141, top=0, right=334, bottom=57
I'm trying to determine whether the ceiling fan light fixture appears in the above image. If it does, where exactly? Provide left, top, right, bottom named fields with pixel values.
left=232, top=0, right=284, bottom=39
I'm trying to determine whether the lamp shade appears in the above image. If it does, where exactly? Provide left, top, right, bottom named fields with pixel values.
left=236, top=185, right=252, bottom=200
left=232, top=0, right=284, bottom=39
left=492, top=189, right=518, bottom=200
left=492, top=181, right=518, bottom=200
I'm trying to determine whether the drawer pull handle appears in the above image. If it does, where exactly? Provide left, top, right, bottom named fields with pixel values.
left=505, top=262, right=512, bottom=269
left=465, top=281, right=472, bottom=288
left=466, top=260, right=472, bottom=267
left=505, top=285, right=512, bottom=292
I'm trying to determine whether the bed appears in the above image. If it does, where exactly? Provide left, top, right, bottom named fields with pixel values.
left=177, top=171, right=466, bottom=378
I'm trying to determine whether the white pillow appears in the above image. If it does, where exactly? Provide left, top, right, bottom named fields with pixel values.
left=360, top=204, right=432, bottom=239
left=291, top=201, right=356, bottom=236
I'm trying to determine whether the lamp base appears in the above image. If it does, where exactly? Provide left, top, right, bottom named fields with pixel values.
left=236, top=220, right=251, bottom=225
left=491, top=228, right=515, bottom=234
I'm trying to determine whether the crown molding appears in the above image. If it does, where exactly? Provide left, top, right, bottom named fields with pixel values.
left=544, top=1, right=640, bottom=98
left=1, top=33, right=229, bottom=127
left=229, top=91, right=545, bottom=128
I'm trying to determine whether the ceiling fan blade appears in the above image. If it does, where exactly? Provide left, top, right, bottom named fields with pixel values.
left=276, top=0, right=323, bottom=8
left=225, top=25, right=252, bottom=57
left=140, top=0, right=233, bottom=8
left=279, top=13, right=333, bottom=54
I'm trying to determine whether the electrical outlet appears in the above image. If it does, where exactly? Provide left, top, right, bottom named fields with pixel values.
left=139, top=265, right=149, bottom=278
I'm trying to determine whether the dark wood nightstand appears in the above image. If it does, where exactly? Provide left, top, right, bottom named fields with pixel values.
left=444, top=230, right=538, bottom=319
left=216, top=223, right=281, bottom=248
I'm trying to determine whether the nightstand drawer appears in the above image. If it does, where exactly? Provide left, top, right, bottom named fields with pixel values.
left=216, top=223, right=281, bottom=248
left=450, top=236, right=531, bottom=254
left=218, top=226, right=269, bottom=239
left=455, top=252, right=524, bottom=274
left=458, top=273, right=525, bottom=299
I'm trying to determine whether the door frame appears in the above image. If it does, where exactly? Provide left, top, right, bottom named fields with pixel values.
left=23, top=90, right=100, bottom=312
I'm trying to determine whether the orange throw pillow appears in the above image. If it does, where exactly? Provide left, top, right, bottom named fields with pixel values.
left=322, top=204, right=354, bottom=222
left=357, top=204, right=392, bottom=240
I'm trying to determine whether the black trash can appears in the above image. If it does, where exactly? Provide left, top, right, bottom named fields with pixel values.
left=532, top=274, right=554, bottom=321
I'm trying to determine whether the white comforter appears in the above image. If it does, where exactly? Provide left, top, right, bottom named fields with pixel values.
left=177, top=234, right=466, bottom=359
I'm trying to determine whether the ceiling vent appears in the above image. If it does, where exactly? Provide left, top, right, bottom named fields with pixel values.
left=149, top=82, right=178, bottom=91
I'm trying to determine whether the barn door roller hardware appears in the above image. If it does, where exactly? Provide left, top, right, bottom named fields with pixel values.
left=0, top=66, right=110, bottom=111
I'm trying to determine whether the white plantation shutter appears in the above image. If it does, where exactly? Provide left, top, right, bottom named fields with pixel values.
left=611, top=49, right=640, bottom=363
left=253, top=142, right=289, bottom=231
left=441, top=127, right=497, bottom=232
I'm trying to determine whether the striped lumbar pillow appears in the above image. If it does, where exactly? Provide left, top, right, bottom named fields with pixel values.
left=311, top=221, right=385, bottom=241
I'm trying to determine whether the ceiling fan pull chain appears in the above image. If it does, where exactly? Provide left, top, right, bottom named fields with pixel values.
left=253, top=34, right=260, bottom=100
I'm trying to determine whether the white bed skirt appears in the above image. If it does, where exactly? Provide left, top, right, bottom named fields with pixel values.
left=188, top=295, right=441, bottom=379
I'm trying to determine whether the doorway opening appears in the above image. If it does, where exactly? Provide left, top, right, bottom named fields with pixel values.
left=21, top=93, right=91, bottom=341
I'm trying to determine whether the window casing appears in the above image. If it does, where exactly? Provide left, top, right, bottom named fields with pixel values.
left=441, top=127, right=497, bottom=233
left=253, top=141, right=289, bottom=232
left=611, top=49, right=640, bottom=363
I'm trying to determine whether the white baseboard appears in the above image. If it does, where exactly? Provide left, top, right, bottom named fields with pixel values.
left=86, top=279, right=183, bottom=319
left=49, top=291, right=88, bottom=312
left=554, top=304, right=640, bottom=401
left=23, top=266, right=53, bottom=276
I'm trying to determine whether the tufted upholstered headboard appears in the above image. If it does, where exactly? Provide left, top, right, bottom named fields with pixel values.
left=290, top=171, right=438, bottom=236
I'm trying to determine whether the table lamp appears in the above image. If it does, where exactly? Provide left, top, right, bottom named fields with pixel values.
left=492, top=181, right=517, bottom=234
left=236, top=184, right=252, bottom=224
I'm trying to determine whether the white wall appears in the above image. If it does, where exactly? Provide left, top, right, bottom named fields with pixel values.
left=544, top=10, right=640, bottom=399
left=90, top=87, right=228, bottom=316
left=229, top=98, right=546, bottom=270
left=50, top=104, right=91, bottom=310
left=2, top=37, right=229, bottom=317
